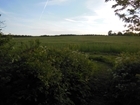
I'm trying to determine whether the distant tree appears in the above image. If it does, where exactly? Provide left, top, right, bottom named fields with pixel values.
left=108, top=30, right=113, bottom=36
left=108, top=30, right=118, bottom=36
left=117, top=31, right=123, bottom=36
left=113, top=32, right=117, bottom=36
left=124, top=31, right=137, bottom=36
left=105, top=0, right=140, bottom=32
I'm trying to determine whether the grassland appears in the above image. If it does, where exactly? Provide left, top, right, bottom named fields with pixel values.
left=12, top=35, right=140, bottom=54
left=11, top=35, right=140, bottom=70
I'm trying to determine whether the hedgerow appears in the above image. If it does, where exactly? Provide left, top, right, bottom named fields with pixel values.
left=0, top=38, right=94, bottom=105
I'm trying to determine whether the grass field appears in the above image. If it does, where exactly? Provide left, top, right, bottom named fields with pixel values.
left=12, top=35, right=140, bottom=54
left=11, top=35, right=140, bottom=69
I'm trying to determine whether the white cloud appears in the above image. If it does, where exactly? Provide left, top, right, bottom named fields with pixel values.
left=66, top=14, right=96, bottom=21
left=65, top=18, right=77, bottom=22
left=86, top=0, right=105, bottom=12
left=85, top=0, right=125, bottom=32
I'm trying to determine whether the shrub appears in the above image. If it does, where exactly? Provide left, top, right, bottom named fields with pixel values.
left=88, top=52, right=140, bottom=105
left=110, top=52, right=140, bottom=105
left=0, top=40, right=94, bottom=105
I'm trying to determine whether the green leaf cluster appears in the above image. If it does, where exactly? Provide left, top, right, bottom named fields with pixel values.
left=0, top=38, right=94, bottom=105
left=111, top=52, right=140, bottom=105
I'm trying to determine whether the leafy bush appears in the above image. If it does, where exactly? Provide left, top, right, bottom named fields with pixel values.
left=88, top=52, right=140, bottom=105
left=0, top=40, right=94, bottom=105
left=110, top=52, right=140, bottom=105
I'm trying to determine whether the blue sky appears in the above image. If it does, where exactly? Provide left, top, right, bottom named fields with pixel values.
left=0, top=0, right=125, bottom=35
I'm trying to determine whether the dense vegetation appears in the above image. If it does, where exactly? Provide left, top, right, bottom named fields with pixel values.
left=0, top=34, right=140, bottom=105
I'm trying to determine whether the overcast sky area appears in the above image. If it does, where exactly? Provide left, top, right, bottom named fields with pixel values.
left=0, top=0, right=126, bottom=35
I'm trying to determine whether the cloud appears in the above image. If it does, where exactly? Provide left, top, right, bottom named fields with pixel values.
left=86, top=0, right=105, bottom=12
left=85, top=0, right=125, bottom=31
left=65, top=18, right=77, bottom=22
left=64, top=1, right=116, bottom=25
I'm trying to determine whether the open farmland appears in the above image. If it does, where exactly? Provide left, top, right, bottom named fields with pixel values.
left=12, top=35, right=140, bottom=69
left=12, top=35, right=140, bottom=54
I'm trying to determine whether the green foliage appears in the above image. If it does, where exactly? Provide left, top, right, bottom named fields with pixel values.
left=110, top=52, right=140, bottom=105
left=88, top=52, right=140, bottom=105
left=0, top=33, right=11, bottom=46
left=0, top=40, right=94, bottom=105
left=0, top=33, right=13, bottom=70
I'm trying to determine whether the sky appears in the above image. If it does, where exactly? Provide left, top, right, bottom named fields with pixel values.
left=0, top=0, right=126, bottom=35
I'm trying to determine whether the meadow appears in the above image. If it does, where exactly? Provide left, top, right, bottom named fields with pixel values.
left=12, top=35, right=140, bottom=54
left=12, top=35, right=140, bottom=69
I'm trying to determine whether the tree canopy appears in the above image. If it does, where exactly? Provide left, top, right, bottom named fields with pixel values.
left=105, top=0, right=140, bottom=32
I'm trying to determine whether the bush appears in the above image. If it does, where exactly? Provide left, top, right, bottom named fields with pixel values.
left=110, top=52, right=140, bottom=105
left=88, top=52, right=140, bottom=105
left=0, top=40, right=94, bottom=105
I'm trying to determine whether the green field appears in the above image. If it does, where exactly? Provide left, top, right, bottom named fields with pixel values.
left=11, top=35, right=140, bottom=70
left=12, top=35, right=140, bottom=54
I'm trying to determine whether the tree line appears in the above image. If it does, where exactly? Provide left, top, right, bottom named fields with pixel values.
left=108, top=30, right=140, bottom=36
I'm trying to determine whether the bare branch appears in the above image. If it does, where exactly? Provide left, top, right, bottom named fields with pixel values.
left=0, top=14, right=6, bottom=32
